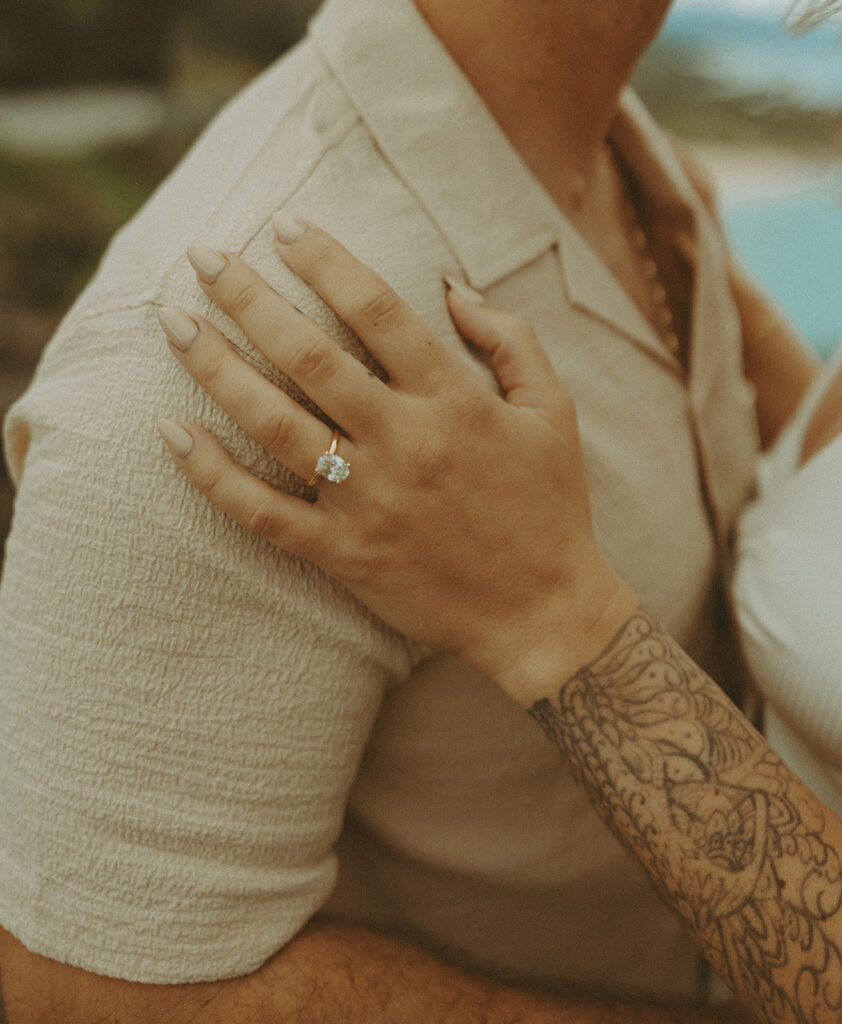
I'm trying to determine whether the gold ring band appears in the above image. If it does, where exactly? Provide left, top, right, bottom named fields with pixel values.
left=307, top=428, right=351, bottom=486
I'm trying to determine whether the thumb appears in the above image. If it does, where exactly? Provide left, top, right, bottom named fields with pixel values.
left=445, top=278, right=564, bottom=410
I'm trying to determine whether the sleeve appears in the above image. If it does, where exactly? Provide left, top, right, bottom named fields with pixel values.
left=0, top=297, right=414, bottom=984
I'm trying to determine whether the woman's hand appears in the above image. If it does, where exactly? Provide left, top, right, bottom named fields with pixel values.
left=157, top=216, right=636, bottom=704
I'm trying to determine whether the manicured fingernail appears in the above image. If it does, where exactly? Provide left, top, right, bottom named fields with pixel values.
left=444, top=276, right=485, bottom=304
left=157, top=419, right=194, bottom=458
left=187, top=243, right=227, bottom=283
left=158, top=307, right=199, bottom=351
left=272, top=211, right=309, bottom=244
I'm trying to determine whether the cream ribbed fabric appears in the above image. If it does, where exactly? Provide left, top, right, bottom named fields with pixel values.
left=0, top=0, right=758, bottom=996
left=734, top=347, right=842, bottom=813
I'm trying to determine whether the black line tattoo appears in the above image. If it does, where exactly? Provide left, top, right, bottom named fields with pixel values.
left=529, top=610, right=842, bottom=1024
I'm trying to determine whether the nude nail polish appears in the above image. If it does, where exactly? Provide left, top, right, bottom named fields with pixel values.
left=272, top=211, right=309, bottom=244
left=158, top=308, right=199, bottom=351
left=187, top=244, right=227, bottom=283
left=157, top=419, right=194, bottom=459
left=444, top=276, right=485, bottom=304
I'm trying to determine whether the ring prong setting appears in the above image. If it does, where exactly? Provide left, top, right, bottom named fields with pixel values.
left=315, top=452, right=350, bottom=483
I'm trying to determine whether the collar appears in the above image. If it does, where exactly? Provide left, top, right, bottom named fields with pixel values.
left=310, top=0, right=561, bottom=291
left=562, top=90, right=708, bottom=373
left=311, top=0, right=714, bottom=372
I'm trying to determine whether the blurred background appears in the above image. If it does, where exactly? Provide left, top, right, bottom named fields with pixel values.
left=1, top=0, right=841, bottom=553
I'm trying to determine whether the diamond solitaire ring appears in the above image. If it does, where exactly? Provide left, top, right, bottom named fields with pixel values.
left=307, top=428, right=350, bottom=486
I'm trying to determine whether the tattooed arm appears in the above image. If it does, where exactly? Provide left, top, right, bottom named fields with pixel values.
left=529, top=608, right=842, bottom=1024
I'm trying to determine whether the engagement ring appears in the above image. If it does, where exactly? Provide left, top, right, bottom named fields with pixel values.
left=307, top=428, right=350, bottom=486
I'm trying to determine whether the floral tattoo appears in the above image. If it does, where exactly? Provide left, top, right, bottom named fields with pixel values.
left=529, top=611, right=842, bottom=1024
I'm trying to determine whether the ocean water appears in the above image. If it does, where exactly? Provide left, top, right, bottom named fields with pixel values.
left=658, top=5, right=842, bottom=357
left=724, top=191, right=842, bottom=358
left=661, top=5, right=842, bottom=107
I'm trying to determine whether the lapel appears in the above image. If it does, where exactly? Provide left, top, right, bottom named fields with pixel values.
left=311, top=0, right=561, bottom=292
left=557, top=89, right=713, bottom=377
left=557, top=219, right=680, bottom=373
left=610, top=94, right=759, bottom=543
left=314, top=1, right=736, bottom=401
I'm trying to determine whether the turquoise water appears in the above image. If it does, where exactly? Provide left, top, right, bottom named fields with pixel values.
left=661, top=7, right=842, bottom=108
left=653, top=5, right=842, bottom=359
left=724, top=191, right=842, bottom=358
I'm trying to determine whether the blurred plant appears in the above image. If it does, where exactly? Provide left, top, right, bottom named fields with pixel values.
left=0, top=0, right=171, bottom=87
left=787, top=0, right=842, bottom=33
left=185, top=0, right=318, bottom=69
left=0, top=0, right=320, bottom=90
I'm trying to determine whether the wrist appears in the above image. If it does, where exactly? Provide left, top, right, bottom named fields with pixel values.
left=469, top=553, right=640, bottom=708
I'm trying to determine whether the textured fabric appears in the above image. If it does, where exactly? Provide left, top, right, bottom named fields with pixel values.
left=0, top=0, right=758, bottom=996
left=734, top=347, right=842, bottom=815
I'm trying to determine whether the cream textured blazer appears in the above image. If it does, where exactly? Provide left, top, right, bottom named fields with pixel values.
left=0, top=0, right=759, bottom=1000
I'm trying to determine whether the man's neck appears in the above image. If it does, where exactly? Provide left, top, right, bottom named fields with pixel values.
left=413, top=0, right=673, bottom=214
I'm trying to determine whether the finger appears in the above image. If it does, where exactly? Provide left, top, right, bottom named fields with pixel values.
left=444, top=282, right=563, bottom=411
left=185, top=245, right=390, bottom=437
left=157, top=419, right=330, bottom=558
left=158, top=306, right=357, bottom=485
left=271, top=215, right=465, bottom=394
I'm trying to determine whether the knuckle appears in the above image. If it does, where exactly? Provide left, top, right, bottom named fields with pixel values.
left=407, top=435, right=450, bottom=488
left=198, top=347, right=226, bottom=389
left=518, top=323, right=540, bottom=348
left=428, top=379, right=491, bottom=439
left=336, top=525, right=387, bottom=587
left=329, top=529, right=364, bottom=580
left=195, top=462, right=225, bottom=500
left=294, top=233, right=333, bottom=278
left=359, top=289, right=402, bottom=331
left=226, top=281, right=260, bottom=318
left=253, top=408, right=295, bottom=456
left=244, top=497, right=283, bottom=543
left=342, top=552, right=382, bottom=589
left=289, top=338, right=337, bottom=387
left=542, top=392, right=578, bottom=436
left=451, top=384, right=491, bottom=425
left=497, top=310, right=534, bottom=345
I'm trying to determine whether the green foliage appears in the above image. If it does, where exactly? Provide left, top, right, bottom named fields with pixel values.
left=0, top=0, right=320, bottom=88
left=634, top=40, right=837, bottom=151
left=0, top=147, right=164, bottom=313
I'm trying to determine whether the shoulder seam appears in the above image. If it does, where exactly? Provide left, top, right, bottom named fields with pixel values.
left=240, top=114, right=361, bottom=254
left=152, top=80, right=361, bottom=302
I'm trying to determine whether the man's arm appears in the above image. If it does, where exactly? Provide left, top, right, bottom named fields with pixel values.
left=671, top=140, right=819, bottom=448
left=0, top=919, right=754, bottom=1024
left=801, top=356, right=842, bottom=463
left=527, top=608, right=841, bottom=1024
left=727, top=262, right=819, bottom=449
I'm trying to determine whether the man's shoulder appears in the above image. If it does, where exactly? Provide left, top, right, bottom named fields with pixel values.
left=38, top=29, right=455, bottom=341
left=4, top=31, right=461, bottom=476
left=85, top=40, right=361, bottom=308
left=3, top=41, right=356, bottom=406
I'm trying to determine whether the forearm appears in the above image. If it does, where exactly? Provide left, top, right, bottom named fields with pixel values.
left=526, top=606, right=842, bottom=1024
left=0, top=918, right=745, bottom=1024
left=203, top=918, right=746, bottom=1024
left=728, top=260, right=818, bottom=448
